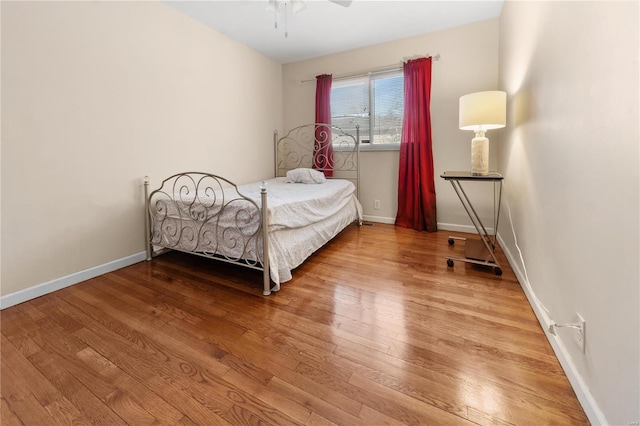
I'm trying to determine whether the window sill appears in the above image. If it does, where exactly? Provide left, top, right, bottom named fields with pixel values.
left=359, top=144, right=400, bottom=152
left=332, top=143, right=400, bottom=152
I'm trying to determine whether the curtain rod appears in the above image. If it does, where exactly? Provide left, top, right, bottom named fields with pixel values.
left=300, top=54, right=440, bottom=84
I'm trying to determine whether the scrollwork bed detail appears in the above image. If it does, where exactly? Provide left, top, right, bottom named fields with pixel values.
left=145, top=123, right=361, bottom=296
left=275, top=123, right=360, bottom=198
left=144, top=173, right=271, bottom=295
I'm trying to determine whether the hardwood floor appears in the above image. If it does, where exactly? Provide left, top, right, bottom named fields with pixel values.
left=1, top=224, right=588, bottom=425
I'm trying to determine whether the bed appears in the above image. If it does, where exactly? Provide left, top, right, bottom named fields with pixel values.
left=144, top=124, right=362, bottom=295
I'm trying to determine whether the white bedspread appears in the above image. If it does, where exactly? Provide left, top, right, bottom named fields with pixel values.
left=237, top=177, right=359, bottom=230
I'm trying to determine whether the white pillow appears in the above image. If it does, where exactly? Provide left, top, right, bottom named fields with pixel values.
left=285, top=168, right=327, bottom=184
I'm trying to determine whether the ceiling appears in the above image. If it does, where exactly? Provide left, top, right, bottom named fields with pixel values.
left=165, top=0, right=504, bottom=64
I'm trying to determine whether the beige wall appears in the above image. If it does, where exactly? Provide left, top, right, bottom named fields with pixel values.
left=498, top=1, right=639, bottom=424
left=283, top=19, right=501, bottom=226
left=1, top=2, right=282, bottom=296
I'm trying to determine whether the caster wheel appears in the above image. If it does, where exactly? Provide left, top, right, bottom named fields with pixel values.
left=494, top=267, right=503, bottom=276
left=447, top=259, right=454, bottom=268
left=448, top=238, right=455, bottom=245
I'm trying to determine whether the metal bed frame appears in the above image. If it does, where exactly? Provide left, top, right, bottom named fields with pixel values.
left=144, top=124, right=360, bottom=296
left=274, top=123, right=360, bottom=198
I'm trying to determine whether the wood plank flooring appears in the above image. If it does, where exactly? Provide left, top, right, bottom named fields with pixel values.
left=1, top=224, right=589, bottom=425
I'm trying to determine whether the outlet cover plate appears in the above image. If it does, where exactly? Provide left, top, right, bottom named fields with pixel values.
left=574, top=313, right=586, bottom=353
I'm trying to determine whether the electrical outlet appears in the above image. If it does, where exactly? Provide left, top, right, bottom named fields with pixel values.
left=374, top=199, right=381, bottom=210
left=574, top=313, right=586, bottom=353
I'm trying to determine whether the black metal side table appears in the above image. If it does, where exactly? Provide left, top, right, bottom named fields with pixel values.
left=441, top=171, right=504, bottom=275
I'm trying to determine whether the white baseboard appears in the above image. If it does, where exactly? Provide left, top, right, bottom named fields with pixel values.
left=362, top=215, right=395, bottom=224
left=0, top=251, right=147, bottom=310
left=437, top=222, right=495, bottom=234
left=496, top=234, right=607, bottom=426
left=361, top=219, right=495, bottom=234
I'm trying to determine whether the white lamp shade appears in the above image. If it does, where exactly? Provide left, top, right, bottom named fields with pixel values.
left=459, top=91, right=507, bottom=131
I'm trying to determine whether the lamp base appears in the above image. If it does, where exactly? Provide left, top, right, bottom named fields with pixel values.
left=471, top=135, right=489, bottom=175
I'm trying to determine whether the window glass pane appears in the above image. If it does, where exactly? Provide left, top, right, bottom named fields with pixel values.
left=372, top=73, right=404, bottom=144
left=331, top=77, right=369, bottom=142
left=330, top=71, right=404, bottom=146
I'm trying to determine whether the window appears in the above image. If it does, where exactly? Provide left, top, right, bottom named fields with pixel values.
left=331, top=70, right=404, bottom=149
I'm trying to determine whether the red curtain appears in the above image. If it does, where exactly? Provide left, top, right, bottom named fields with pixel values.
left=314, top=74, right=334, bottom=177
left=395, top=57, right=437, bottom=232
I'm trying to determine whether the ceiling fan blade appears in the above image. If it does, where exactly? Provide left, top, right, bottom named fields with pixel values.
left=328, top=0, right=353, bottom=7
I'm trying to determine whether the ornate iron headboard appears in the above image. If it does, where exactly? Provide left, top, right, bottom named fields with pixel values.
left=274, top=123, right=360, bottom=198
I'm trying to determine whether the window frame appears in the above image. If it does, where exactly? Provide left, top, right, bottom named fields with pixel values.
left=331, top=69, right=404, bottom=152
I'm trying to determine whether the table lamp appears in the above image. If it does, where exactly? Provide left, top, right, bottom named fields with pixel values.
left=459, top=91, right=506, bottom=175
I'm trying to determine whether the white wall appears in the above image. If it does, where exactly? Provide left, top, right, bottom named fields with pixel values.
left=0, top=3, right=3, bottom=300
left=1, top=2, right=282, bottom=298
left=498, top=2, right=639, bottom=424
left=282, top=19, right=500, bottom=227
